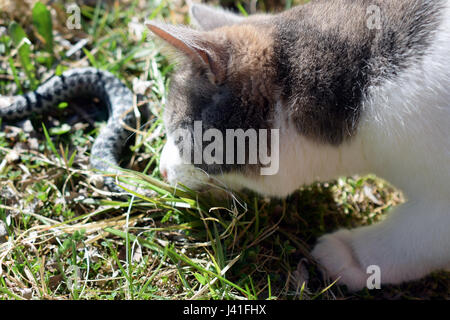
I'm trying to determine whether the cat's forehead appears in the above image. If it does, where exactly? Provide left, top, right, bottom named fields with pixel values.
left=214, top=24, right=275, bottom=57
left=166, top=23, right=277, bottom=101
left=208, top=24, right=277, bottom=93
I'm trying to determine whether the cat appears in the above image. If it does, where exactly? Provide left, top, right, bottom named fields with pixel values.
left=148, top=0, right=450, bottom=291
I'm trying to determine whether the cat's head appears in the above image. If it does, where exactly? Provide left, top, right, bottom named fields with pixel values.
left=147, top=4, right=285, bottom=195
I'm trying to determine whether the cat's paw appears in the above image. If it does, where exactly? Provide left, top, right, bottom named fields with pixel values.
left=311, top=229, right=368, bottom=291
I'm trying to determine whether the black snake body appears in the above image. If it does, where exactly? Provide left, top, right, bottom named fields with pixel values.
left=0, top=67, right=138, bottom=195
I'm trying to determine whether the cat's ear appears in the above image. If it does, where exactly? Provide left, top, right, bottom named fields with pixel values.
left=189, top=3, right=244, bottom=30
left=146, top=21, right=227, bottom=84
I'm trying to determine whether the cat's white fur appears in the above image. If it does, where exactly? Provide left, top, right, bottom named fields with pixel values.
left=160, top=2, right=450, bottom=290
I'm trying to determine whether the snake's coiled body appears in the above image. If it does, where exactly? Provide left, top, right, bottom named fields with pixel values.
left=0, top=67, right=137, bottom=194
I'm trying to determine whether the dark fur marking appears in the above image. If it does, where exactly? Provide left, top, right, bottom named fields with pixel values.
left=273, top=0, right=444, bottom=145
left=167, top=63, right=272, bottom=175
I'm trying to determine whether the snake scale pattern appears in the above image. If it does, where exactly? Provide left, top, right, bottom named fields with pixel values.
left=0, top=67, right=137, bottom=195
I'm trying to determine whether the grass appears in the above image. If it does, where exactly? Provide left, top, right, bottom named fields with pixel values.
left=0, top=0, right=448, bottom=300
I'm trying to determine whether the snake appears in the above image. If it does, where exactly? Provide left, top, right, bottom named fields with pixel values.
left=0, top=67, right=140, bottom=195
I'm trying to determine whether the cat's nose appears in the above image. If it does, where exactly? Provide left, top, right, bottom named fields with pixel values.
left=159, top=140, right=175, bottom=181
left=160, top=168, right=168, bottom=180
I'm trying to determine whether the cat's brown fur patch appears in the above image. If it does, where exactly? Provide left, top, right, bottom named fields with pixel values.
left=216, top=24, right=278, bottom=116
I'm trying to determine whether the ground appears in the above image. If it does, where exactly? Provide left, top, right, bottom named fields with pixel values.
left=0, top=0, right=448, bottom=300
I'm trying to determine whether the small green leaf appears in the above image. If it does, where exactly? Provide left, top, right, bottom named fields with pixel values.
left=37, top=191, right=48, bottom=201
left=194, top=273, right=208, bottom=286
left=55, top=64, right=64, bottom=76
left=58, top=102, right=69, bottom=109
left=49, top=123, right=71, bottom=135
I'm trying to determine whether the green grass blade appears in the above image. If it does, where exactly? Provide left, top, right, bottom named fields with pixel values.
left=8, top=21, right=38, bottom=89
left=236, top=2, right=249, bottom=16
left=8, top=57, right=22, bottom=93
left=32, top=1, right=54, bottom=65
left=105, top=227, right=251, bottom=298
left=41, top=122, right=61, bottom=161
left=82, top=47, right=98, bottom=68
